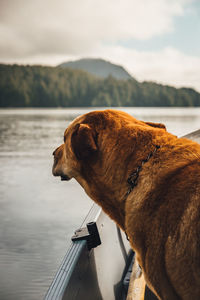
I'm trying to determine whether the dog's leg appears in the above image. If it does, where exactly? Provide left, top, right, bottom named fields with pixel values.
left=143, top=259, right=181, bottom=300
left=130, top=247, right=180, bottom=300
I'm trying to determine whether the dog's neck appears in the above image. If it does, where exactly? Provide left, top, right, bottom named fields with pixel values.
left=124, top=144, right=161, bottom=240
left=76, top=143, right=161, bottom=231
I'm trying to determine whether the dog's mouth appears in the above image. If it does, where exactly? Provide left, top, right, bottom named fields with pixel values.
left=60, top=174, right=70, bottom=181
left=52, top=166, right=71, bottom=181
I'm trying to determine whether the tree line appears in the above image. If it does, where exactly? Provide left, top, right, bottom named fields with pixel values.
left=0, top=64, right=200, bottom=107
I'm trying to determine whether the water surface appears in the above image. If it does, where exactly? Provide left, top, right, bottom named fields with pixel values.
left=0, top=107, right=200, bottom=300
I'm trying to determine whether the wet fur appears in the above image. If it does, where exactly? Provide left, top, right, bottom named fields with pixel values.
left=52, top=109, right=200, bottom=300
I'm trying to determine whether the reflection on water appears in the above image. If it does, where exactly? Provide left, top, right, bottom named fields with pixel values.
left=0, top=107, right=200, bottom=300
left=0, top=109, right=93, bottom=300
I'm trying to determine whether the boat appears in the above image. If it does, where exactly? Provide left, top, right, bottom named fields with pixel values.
left=44, top=130, right=200, bottom=300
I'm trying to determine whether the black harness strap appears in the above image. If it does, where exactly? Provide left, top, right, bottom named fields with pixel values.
left=126, top=145, right=160, bottom=198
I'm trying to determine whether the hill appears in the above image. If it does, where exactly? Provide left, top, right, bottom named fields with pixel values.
left=59, top=58, right=133, bottom=80
left=0, top=63, right=200, bottom=107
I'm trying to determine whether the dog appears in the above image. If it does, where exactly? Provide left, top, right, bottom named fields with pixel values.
left=52, top=109, right=200, bottom=300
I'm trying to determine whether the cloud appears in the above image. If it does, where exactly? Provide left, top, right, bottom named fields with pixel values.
left=0, top=0, right=191, bottom=59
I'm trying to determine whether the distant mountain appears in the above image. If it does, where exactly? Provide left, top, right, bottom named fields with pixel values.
left=59, top=58, right=133, bottom=80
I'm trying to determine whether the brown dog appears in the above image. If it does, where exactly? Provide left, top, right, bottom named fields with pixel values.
left=52, top=109, right=200, bottom=300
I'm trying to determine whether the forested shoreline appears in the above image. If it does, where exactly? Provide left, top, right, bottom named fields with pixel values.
left=0, top=64, right=200, bottom=107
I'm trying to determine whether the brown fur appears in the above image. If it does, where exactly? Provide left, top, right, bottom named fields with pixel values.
left=52, top=109, right=200, bottom=300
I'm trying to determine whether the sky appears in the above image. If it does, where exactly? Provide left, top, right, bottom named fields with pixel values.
left=0, top=0, right=200, bottom=92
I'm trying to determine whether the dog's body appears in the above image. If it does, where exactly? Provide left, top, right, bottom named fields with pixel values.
left=52, top=109, right=200, bottom=300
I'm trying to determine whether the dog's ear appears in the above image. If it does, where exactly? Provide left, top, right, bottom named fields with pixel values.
left=145, top=121, right=166, bottom=131
left=71, top=124, right=98, bottom=160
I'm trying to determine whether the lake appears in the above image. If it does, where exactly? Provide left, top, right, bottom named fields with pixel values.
left=0, top=107, right=200, bottom=300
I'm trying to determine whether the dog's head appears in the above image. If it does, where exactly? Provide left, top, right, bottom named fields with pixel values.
left=52, top=113, right=99, bottom=182
left=52, top=109, right=166, bottom=185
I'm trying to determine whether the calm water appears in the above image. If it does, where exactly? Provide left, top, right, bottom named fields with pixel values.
left=0, top=107, right=200, bottom=300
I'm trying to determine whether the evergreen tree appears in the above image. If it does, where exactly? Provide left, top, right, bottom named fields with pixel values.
left=0, top=64, right=199, bottom=107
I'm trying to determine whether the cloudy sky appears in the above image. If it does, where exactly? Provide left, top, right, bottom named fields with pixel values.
left=0, top=0, right=200, bottom=91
